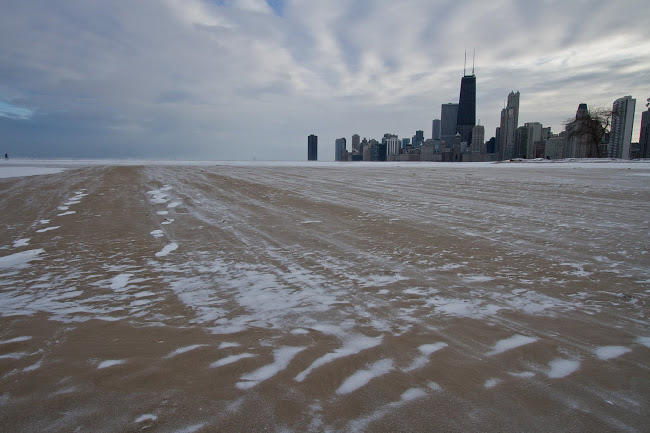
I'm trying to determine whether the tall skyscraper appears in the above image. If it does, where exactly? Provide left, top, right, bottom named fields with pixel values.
left=432, top=119, right=441, bottom=140
left=335, top=137, right=347, bottom=161
left=608, top=96, right=636, bottom=159
left=440, top=103, right=459, bottom=144
left=639, top=99, right=650, bottom=159
left=499, top=91, right=520, bottom=160
left=412, top=130, right=424, bottom=148
left=351, top=134, right=361, bottom=153
left=524, top=122, right=543, bottom=159
left=471, top=124, right=485, bottom=153
left=308, top=134, right=317, bottom=161
left=456, top=70, right=476, bottom=144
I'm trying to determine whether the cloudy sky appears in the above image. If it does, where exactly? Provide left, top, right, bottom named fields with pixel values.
left=1, top=0, right=648, bottom=161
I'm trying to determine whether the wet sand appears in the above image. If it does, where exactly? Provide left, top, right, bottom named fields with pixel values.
left=1, top=162, right=649, bottom=432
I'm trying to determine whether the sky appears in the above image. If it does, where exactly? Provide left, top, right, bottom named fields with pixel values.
left=1, top=0, right=649, bottom=161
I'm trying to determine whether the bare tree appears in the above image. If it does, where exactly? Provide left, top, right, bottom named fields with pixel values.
left=565, top=106, right=612, bottom=158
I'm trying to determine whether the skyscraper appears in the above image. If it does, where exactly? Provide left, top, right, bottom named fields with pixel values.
left=456, top=73, right=476, bottom=144
left=335, top=137, right=347, bottom=162
left=308, top=134, right=317, bottom=161
left=471, top=124, right=485, bottom=153
left=499, top=91, right=520, bottom=160
left=440, top=103, right=459, bottom=144
left=432, top=119, right=441, bottom=140
left=412, top=130, right=424, bottom=148
left=639, top=99, right=650, bottom=159
left=524, top=122, right=543, bottom=159
left=608, top=96, right=636, bottom=159
left=351, top=134, right=361, bottom=153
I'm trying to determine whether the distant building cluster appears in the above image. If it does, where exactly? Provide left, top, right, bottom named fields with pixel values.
left=308, top=64, right=649, bottom=162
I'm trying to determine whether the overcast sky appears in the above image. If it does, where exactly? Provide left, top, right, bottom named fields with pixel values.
left=1, top=0, right=648, bottom=161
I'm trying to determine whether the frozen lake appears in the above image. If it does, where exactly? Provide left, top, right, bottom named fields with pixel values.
left=1, top=160, right=649, bottom=432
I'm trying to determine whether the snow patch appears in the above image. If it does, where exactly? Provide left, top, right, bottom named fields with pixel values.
left=210, top=353, right=257, bottom=368
left=486, top=334, right=539, bottom=356
left=150, top=230, right=164, bottom=238
left=36, top=226, right=59, bottom=233
left=484, top=378, right=500, bottom=388
left=12, top=238, right=30, bottom=248
left=0, top=336, right=32, bottom=345
left=155, top=243, right=178, bottom=257
left=236, top=346, right=305, bottom=389
left=134, top=414, right=157, bottom=423
left=295, top=335, right=383, bottom=382
left=547, top=358, right=580, bottom=378
left=110, top=273, right=132, bottom=292
left=163, top=344, right=208, bottom=359
left=594, top=346, right=632, bottom=360
left=0, top=249, right=44, bottom=269
left=97, top=359, right=126, bottom=369
left=336, top=359, right=393, bottom=395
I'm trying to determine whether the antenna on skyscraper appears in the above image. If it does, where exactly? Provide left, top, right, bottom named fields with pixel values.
left=464, top=51, right=467, bottom=76
left=472, top=49, right=475, bottom=75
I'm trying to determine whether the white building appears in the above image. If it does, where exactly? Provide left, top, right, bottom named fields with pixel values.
left=386, top=137, right=401, bottom=156
left=471, top=124, right=485, bottom=153
left=608, top=96, right=636, bottom=159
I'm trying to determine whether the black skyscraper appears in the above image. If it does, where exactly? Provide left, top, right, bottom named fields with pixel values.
left=456, top=74, right=476, bottom=144
left=308, top=134, right=318, bottom=161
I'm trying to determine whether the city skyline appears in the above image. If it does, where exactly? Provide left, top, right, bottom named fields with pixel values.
left=1, top=1, right=649, bottom=161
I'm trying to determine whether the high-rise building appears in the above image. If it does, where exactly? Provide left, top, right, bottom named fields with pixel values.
left=351, top=134, right=361, bottom=153
left=565, top=103, right=595, bottom=158
left=386, top=137, right=401, bottom=156
left=441, top=103, right=459, bottom=144
left=499, top=91, right=520, bottom=160
left=308, top=134, right=317, bottom=161
left=471, top=124, right=485, bottom=153
left=335, top=137, right=347, bottom=162
left=456, top=73, right=476, bottom=144
left=412, top=130, right=424, bottom=148
left=608, top=96, right=636, bottom=159
left=524, top=122, right=543, bottom=159
left=640, top=99, right=650, bottom=159
left=402, top=138, right=410, bottom=150
left=432, top=119, right=441, bottom=140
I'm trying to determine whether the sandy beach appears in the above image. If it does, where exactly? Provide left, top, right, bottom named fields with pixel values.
left=1, top=161, right=649, bottom=432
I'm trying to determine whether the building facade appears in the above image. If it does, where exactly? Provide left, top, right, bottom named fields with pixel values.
left=499, top=91, right=520, bottom=160
left=440, top=103, right=459, bottom=145
left=471, top=124, right=484, bottom=153
left=640, top=100, right=650, bottom=159
left=432, top=119, right=441, bottom=140
left=608, top=96, right=636, bottom=159
left=308, top=134, right=317, bottom=161
left=334, top=138, right=347, bottom=161
left=456, top=74, right=476, bottom=144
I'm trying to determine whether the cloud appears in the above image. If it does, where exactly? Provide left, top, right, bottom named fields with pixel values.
left=0, top=0, right=647, bottom=160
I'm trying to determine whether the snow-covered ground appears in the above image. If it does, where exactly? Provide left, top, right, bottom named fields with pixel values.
left=0, top=160, right=649, bottom=432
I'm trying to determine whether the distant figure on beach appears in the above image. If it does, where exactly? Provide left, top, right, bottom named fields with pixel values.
left=4, top=154, right=7, bottom=160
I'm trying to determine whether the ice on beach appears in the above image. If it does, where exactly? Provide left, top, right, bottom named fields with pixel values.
left=236, top=346, right=305, bottom=390
left=157, top=211, right=169, bottom=215
left=161, top=219, right=175, bottom=225
left=110, top=273, right=132, bottom=291
left=97, top=359, right=126, bottom=369
left=484, top=378, right=501, bottom=388
left=210, top=353, right=257, bottom=368
left=295, top=335, right=383, bottom=382
left=486, top=335, right=539, bottom=356
left=0, top=352, right=27, bottom=360
left=218, top=342, right=241, bottom=349
left=594, top=345, right=632, bottom=360
left=134, top=414, right=158, bottom=423
left=636, top=336, right=650, bottom=348
left=0, top=336, right=32, bottom=345
left=547, top=358, right=581, bottom=378
left=155, top=243, right=178, bottom=257
left=336, top=359, right=394, bottom=395
left=163, top=344, right=208, bottom=359
left=57, top=211, right=76, bottom=216
left=36, top=226, right=59, bottom=233
left=12, top=238, right=30, bottom=247
left=150, top=229, right=164, bottom=238
left=403, top=342, right=448, bottom=372
left=0, top=167, right=64, bottom=178
left=23, top=360, right=42, bottom=372
left=0, top=249, right=44, bottom=269
left=400, top=388, right=427, bottom=401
